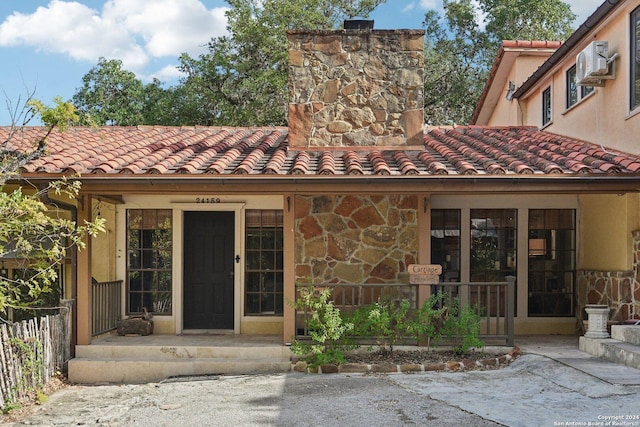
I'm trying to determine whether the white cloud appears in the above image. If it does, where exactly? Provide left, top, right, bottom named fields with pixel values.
left=0, top=0, right=228, bottom=72
left=145, top=64, right=185, bottom=83
left=102, top=0, right=228, bottom=57
left=401, top=2, right=415, bottom=13
left=419, top=0, right=440, bottom=10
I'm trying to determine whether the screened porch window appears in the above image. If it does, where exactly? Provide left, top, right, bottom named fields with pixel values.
left=126, top=209, right=172, bottom=315
left=245, top=210, right=284, bottom=315
left=430, top=209, right=461, bottom=282
left=470, top=209, right=517, bottom=282
left=528, top=209, right=575, bottom=317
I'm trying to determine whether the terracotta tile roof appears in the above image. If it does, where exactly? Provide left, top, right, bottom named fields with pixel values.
left=501, top=40, right=563, bottom=49
left=3, top=125, right=640, bottom=178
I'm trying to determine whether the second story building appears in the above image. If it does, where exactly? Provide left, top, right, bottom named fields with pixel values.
left=473, top=0, right=640, bottom=156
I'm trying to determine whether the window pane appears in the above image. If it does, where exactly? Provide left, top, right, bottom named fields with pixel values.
left=581, top=85, right=594, bottom=98
left=245, top=210, right=284, bottom=315
left=128, top=250, right=141, bottom=270
left=431, top=209, right=461, bottom=282
left=142, top=210, right=157, bottom=230
left=129, top=272, right=142, bottom=291
left=246, top=272, right=262, bottom=292
left=246, top=250, right=261, bottom=270
left=542, top=87, right=552, bottom=125
left=245, top=294, right=260, bottom=313
left=632, top=7, right=640, bottom=110
left=470, top=209, right=517, bottom=281
left=528, top=209, right=575, bottom=317
left=126, top=209, right=172, bottom=315
left=567, top=66, right=577, bottom=108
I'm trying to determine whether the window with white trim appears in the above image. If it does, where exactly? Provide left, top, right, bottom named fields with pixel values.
left=126, top=209, right=172, bottom=315
left=632, top=6, right=640, bottom=110
left=566, top=65, right=594, bottom=109
left=542, top=86, right=552, bottom=126
left=245, top=209, right=284, bottom=315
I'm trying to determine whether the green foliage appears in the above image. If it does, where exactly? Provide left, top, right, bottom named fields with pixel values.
left=479, top=0, right=575, bottom=42
left=410, top=291, right=450, bottom=349
left=1, top=98, right=106, bottom=315
left=8, top=337, right=44, bottom=388
left=72, top=58, right=145, bottom=126
left=289, top=285, right=356, bottom=367
left=36, top=390, right=49, bottom=405
left=348, top=299, right=412, bottom=353
left=178, top=0, right=386, bottom=126
left=26, top=97, right=80, bottom=132
left=1, top=400, right=21, bottom=415
left=438, top=295, right=485, bottom=354
left=423, top=0, right=576, bottom=124
left=0, top=181, right=106, bottom=314
left=291, top=285, right=485, bottom=365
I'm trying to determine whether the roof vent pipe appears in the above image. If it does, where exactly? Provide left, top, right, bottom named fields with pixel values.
left=343, top=19, right=374, bottom=30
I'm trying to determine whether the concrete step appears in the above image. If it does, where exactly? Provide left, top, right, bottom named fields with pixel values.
left=580, top=336, right=640, bottom=370
left=70, top=342, right=294, bottom=384
left=611, top=325, right=640, bottom=346
left=75, top=344, right=291, bottom=360
left=600, top=340, right=640, bottom=370
left=68, top=358, right=292, bottom=384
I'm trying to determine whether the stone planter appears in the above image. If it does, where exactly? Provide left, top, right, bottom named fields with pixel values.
left=584, top=304, right=610, bottom=339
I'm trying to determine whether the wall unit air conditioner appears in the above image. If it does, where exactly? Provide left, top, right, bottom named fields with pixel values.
left=576, top=41, right=614, bottom=86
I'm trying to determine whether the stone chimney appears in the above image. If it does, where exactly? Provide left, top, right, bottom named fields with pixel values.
left=287, top=26, right=424, bottom=148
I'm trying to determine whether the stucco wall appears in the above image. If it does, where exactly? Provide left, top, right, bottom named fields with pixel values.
left=489, top=55, right=552, bottom=126
left=91, top=200, right=116, bottom=282
left=294, top=194, right=418, bottom=285
left=517, top=1, right=640, bottom=153
left=579, top=194, right=639, bottom=271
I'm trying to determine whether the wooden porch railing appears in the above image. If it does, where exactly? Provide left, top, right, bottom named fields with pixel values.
left=92, top=280, right=122, bottom=336
left=432, top=277, right=515, bottom=346
left=295, top=277, right=515, bottom=347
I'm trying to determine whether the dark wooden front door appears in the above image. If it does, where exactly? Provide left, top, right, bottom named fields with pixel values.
left=183, top=211, right=235, bottom=329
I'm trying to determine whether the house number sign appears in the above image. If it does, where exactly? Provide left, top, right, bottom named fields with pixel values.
left=195, top=197, right=222, bottom=203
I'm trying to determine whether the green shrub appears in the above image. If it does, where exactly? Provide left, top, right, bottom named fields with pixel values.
left=289, top=285, right=356, bottom=367
left=439, top=295, right=485, bottom=354
left=409, top=291, right=449, bottom=349
left=348, top=299, right=413, bottom=353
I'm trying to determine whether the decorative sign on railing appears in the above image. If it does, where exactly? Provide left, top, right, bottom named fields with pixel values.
left=408, top=264, right=442, bottom=285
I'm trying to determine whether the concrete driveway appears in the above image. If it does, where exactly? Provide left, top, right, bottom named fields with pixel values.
left=4, top=351, right=640, bottom=427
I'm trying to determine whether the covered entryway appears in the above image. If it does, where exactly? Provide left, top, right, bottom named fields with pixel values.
left=183, top=211, right=235, bottom=330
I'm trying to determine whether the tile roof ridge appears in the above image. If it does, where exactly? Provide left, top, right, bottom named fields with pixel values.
left=502, top=40, right=563, bottom=49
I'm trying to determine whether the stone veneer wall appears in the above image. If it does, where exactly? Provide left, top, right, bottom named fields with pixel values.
left=287, top=29, right=424, bottom=148
left=294, top=195, right=418, bottom=285
left=576, top=229, right=640, bottom=325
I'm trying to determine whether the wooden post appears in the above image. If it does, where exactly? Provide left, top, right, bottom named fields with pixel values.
left=282, top=194, right=296, bottom=345
left=76, top=194, right=93, bottom=345
left=417, top=195, right=432, bottom=308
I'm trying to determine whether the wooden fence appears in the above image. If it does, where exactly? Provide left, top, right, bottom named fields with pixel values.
left=0, top=300, right=72, bottom=410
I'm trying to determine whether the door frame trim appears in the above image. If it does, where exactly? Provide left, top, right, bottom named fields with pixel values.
left=173, top=203, right=245, bottom=334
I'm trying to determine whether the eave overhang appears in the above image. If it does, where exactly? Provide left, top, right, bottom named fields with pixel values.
left=13, top=173, right=640, bottom=196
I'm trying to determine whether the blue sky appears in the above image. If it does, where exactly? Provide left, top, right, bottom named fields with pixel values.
left=0, top=0, right=602, bottom=125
